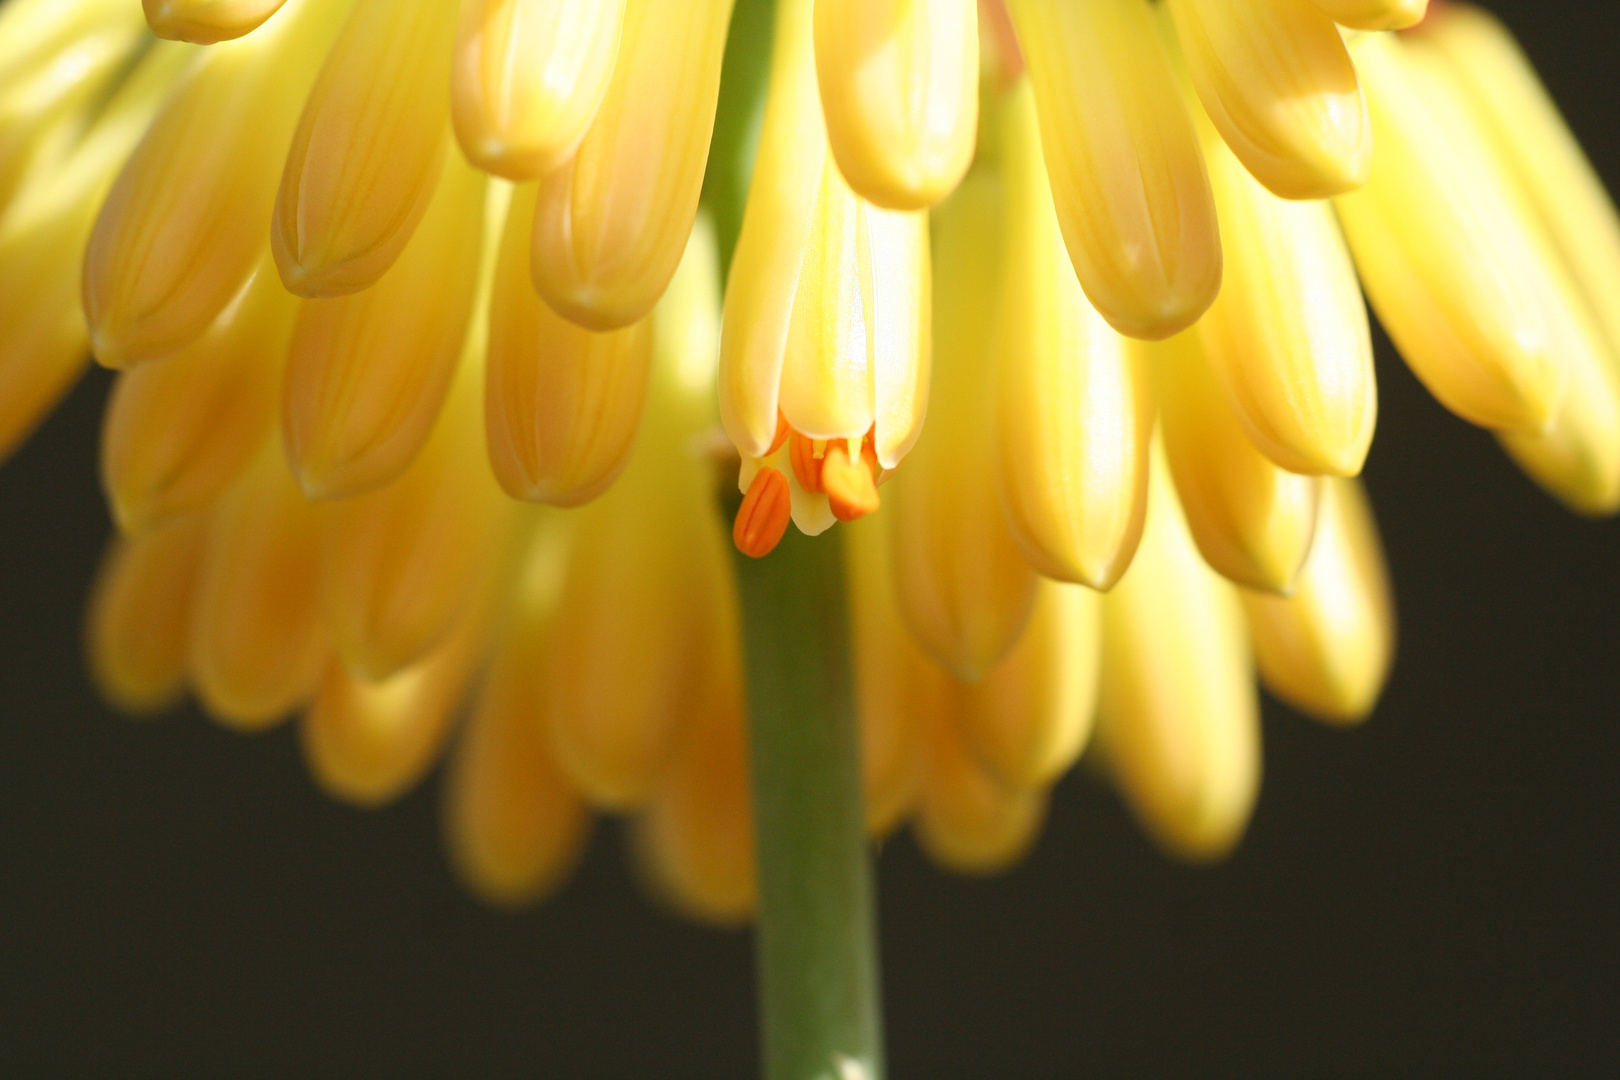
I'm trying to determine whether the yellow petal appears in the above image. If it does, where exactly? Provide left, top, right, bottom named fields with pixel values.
left=914, top=701, right=1048, bottom=877
left=84, top=0, right=348, bottom=367
left=301, top=608, right=487, bottom=810
left=1307, top=0, right=1425, bottom=32
left=1153, top=330, right=1322, bottom=593
left=1095, top=447, right=1261, bottom=862
left=994, top=80, right=1153, bottom=590
left=1334, top=32, right=1562, bottom=433
left=957, top=578, right=1099, bottom=792
left=0, top=41, right=191, bottom=464
left=1167, top=0, right=1370, bottom=199
left=539, top=224, right=734, bottom=808
left=188, top=436, right=329, bottom=732
left=442, top=532, right=591, bottom=908
left=86, top=515, right=208, bottom=715
left=321, top=342, right=515, bottom=681
left=631, top=645, right=755, bottom=926
left=891, top=171, right=1036, bottom=681
left=1242, top=476, right=1394, bottom=724
left=101, top=261, right=296, bottom=533
left=486, top=184, right=652, bottom=505
left=451, top=0, right=623, bottom=180
left=1004, top=0, right=1220, bottom=338
left=284, top=149, right=487, bottom=498
left=844, top=509, right=935, bottom=837
left=812, top=0, right=977, bottom=211
left=144, top=0, right=291, bottom=43
left=273, top=0, right=457, bottom=298
left=528, top=0, right=732, bottom=330
left=1194, top=124, right=1375, bottom=477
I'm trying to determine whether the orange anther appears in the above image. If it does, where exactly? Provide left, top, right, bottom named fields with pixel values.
left=733, top=467, right=792, bottom=558
left=822, top=438, right=881, bottom=523
left=767, top=411, right=792, bottom=456
left=788, top=430, right=824, bottom=494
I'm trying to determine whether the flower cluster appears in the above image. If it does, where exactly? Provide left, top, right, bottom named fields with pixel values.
left=0, top=0, right=1614, bottom=921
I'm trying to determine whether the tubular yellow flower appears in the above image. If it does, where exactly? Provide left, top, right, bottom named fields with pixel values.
left=1242, top=476, right=1394, bottom=725
left=1153, top=330, right=1322, bottom=594
left=84, top=0, right=346, bottom=367
left=1308, top=0, right=1426, bottom=31
left=1193, top=119, right=1376, bottom=478
left=914, top=697, right=1048, bottom=877
left=273, top=0, right=456, bottom=298
left=1334, top=32, right=1563, bottom=434
left=320, top=344, right=514, bottom=682
left=442, top=529, right=591, bottom=908
left=1095, top=448, right=1261, bottom=863
left=812, top=0, right=977, bottom=211
left=143, top=0, right=290, bottom=44
left=1006, top=0, right=1220, bottom=339
left=486, top=184, right=652, bottom=506
left=187, top=436, right=329, bottom=733
left=1167, top=0, right=1371, bottom=199
left=529, top=0, right=732, bottom=330
left=537, top=222, right=736, bottom=809
left=994, top=79, right=1152, bottom=591
left=300, top=607, right=487, bottom=809
left=891, top=170, right=1037, bottom=681
left=86, top=515, right=208, bottom=715
left=0, top=39, right=188, bottom=463
left=101, top=261, right=295, bottom=533
left=451, top=0, right=622, bottom=180
left=283, top=151, right=487, bottom=498
left=955, top=578, right=1099, bottom=793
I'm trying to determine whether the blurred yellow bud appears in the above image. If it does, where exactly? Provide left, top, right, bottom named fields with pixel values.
left=451, top=0, right=624, bottom=180
left=812, top=0, right=977, bottom=211
left=144, top=0, right=290, bottom=43
left=1242, top=477, right=1395, bottom=724
left=1307, top=0, right=1426, bottom=32
left=914, top=700, right=1048, bottom=877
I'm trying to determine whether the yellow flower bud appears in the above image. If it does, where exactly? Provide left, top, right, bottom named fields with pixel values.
left=1307, top=0, right=1426, bottom=31
left=451, top=0, right=624, bottom=180
left=102, top=261, right=296, bottom=533
left=86, top=515, right=208, bottom=716
left=1095, top=448, right=1261, bottom=863
left=300, top=608, right=488, bottom=810
left=994, top=80, right=1153, bottom=590
left=143, top=0, right=290, bottom=43
left=442, top=529, right=591, bottom=908
left=1005, top=0, right=1220, bottom=338
left=812, top=0, right=977, bottom=211
left=719, top=0, right=930, bottom=473
left=188, top=436, right=329, bottom=732
left=1242, top=477, right=1395, bottom=724
left=957, top=578, right=1099, bottom=793
left=914, top=701, right=1048, bottom=877
left=1167, top=0, right=1370, bottom=199
left=529, top=0, right=732, bottom=331
left=273, top=0, right=457, bottom=298
left=486, top=184, right=652, bottom=506
left=1194, top=120, right=1376, bottom=477
left=84, top=0, right=347, bottom=366
left=1153, top=330, right=1322, bottom=594
left=1334, top=33, right=1563, bottom=433
left=891, top=171, right=1037, bottom=681
left=284, top=150, right=487, bottom=498
left=0, top=41, right=190, bottom=464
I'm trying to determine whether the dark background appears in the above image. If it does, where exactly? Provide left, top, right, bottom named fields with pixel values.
left=2, top=3, right=1617, bottom=1076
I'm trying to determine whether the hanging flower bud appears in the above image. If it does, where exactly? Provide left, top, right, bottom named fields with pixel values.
left=143, top=0, right=290, bottom=43
left=451, top=0, right=624, bottom=180
left=1307, top=0, right=1425, bottom=32
left=914, top=698, right=1049, bottom=877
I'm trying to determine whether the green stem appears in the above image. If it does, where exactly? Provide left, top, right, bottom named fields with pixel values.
left=731, top=528, right=886, bottom=1080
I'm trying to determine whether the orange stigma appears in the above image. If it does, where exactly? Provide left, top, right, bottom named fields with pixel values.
left=822, top=436, right=880, bottom=522
left=733, top=466, right=792, bottom=558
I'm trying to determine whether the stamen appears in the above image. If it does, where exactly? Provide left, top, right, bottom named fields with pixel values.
left=823, top=437, right=881, bottom=522
left=768, top=410, right=792, bottom=455
left=734, top=466, right=793, bottom=558
left=789, top=429, right=825, bottom=493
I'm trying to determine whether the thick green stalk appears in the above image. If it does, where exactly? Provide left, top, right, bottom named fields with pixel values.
left=731, top=527, right=886, bottom=1080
